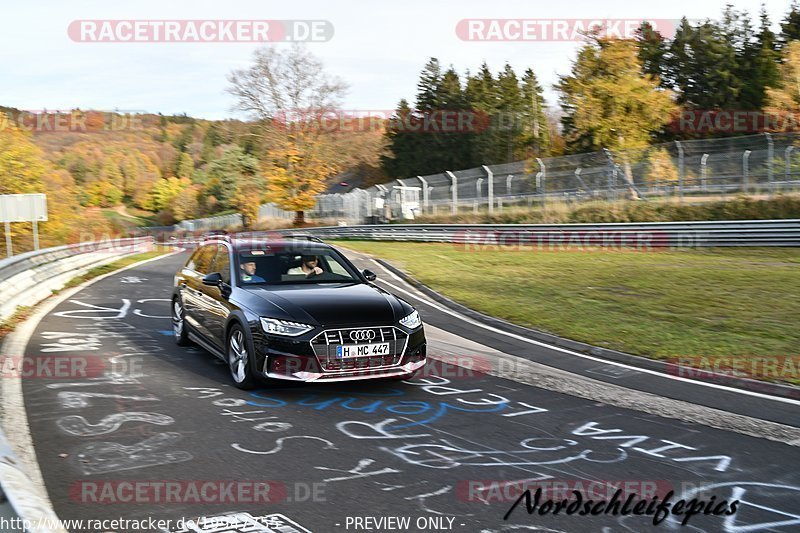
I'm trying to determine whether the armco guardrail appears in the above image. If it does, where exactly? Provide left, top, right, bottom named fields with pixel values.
left=0, top=236, right=154, bottom=532
left=0, top=237, right=154, bottom=321
left=273, top=219, right=800, bottom=247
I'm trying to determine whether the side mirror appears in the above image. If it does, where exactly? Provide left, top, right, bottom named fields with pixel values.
left=362, top=269, right=377, bottom=282
left=202, top=272, right=223, bottom=286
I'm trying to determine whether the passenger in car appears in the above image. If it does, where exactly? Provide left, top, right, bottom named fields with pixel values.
left=287, top=255, right=324, bottom=277
left=240, top=261, right=266, bottom=283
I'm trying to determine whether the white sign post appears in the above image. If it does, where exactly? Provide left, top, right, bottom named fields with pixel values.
left=0, top=194, right=48, bottom=257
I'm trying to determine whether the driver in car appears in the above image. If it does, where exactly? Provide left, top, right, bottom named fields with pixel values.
left=240, top=261, right=266, bottom=283
left=287, top=255, right=324, bottom=277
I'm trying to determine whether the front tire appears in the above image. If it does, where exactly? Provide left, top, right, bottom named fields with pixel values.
left=227, top=324, right=258, bottom=390
left=172, top=297, right=191, bottom=346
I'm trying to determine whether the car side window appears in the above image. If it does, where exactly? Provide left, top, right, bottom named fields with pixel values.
left=326, top=258, right=349, bottom=277
left=210, top=246, right=231, bottom=285
left=193, top=245, right=217, bottom=275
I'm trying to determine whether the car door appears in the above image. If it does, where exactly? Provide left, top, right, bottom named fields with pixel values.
left=183, top=244, right=217, bottom=339
left=198, top=244, right=233, bottom=350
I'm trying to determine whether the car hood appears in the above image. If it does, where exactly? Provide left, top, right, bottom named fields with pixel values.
left=244, top=283, right=410, bottom=326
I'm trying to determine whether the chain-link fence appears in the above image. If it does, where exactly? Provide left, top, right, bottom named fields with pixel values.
left=306, top=132, right=800, bottom=223
left=176, top=213, right=243, bottom=232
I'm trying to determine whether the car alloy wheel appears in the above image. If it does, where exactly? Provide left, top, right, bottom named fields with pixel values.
left=228, top=326, right=256, bottom=389
left=172, top=298, right=191, bottom=346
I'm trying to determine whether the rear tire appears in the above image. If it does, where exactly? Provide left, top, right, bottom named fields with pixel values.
left=227, top=324, right=258, bottom=390
left=172, top=297, right=191, bottom=346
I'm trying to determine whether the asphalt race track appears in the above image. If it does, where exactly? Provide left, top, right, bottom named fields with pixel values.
left=18, top=250, right=800, bottom=533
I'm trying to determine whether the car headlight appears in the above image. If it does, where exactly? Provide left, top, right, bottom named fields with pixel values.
left=260, top=317, right=314, bottom=336
left=399, top=310, right=422, bottom=330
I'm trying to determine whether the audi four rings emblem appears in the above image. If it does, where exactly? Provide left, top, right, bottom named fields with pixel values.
left=349, top=329, right=376, bottom=341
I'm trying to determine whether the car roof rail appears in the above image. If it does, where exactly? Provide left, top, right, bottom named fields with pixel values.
left=282, top=234, right=324, bottom=243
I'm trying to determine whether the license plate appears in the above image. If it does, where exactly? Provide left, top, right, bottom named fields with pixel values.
left=336, top=343, right=390, bottom=358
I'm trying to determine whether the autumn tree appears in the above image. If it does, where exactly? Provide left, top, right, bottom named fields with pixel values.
left=145, top=177, right=190, bottom=212
left=0, top=124, right=81, bottom=250
left=646, top=148, right=679, bottom=185
left=766, top=41, right=800, bottom=112
left=227, top=44, right=347, bottom=225
left=557, top=36, right=677, bottom=198
left=0, top=124, right=47, bottom=194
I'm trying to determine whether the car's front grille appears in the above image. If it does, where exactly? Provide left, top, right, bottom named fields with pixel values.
left=310, top=326, right=408, bottom=372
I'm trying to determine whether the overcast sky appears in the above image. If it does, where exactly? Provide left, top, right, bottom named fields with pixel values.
left=1, top=0, right=796, bottom=119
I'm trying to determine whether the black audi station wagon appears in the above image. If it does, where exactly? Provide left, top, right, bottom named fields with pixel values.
left=172, top=236, right=427, bottom=388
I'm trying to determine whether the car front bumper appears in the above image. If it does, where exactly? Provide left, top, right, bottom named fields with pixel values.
left=254, top=325, right=427, bottom=382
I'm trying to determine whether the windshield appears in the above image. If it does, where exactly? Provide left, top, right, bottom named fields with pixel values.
left=236, top=248, right=361, bottom=285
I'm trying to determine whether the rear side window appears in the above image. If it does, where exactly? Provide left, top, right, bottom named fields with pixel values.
left=210, top=246, right=231, bottom=284
left=191, top=245, right=218, bottom=275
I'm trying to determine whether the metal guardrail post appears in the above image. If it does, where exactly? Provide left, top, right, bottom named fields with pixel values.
left=786, top=146, right=795, bottom=189
left=506, top=174, right=513, bottom=195
left=446, top=171, right=458, bottom=215
left=482, top=165, right=494, bottom=215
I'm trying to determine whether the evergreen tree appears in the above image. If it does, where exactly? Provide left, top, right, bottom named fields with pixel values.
left=465, top=63, right=500, bottom=164
left=635, top=22, right=667, bottom=80
left=416, top=58, right=442, bottom=111
left=176, top=152, right=195, bottom=180
left=740, top=7, right=780, bottom=109
left=431, top=67, right=471, bottom=170
left=520, top=68, right=550, bottom=157
left=779, top=1, right=800, bottom=47
left=496, top=64, right=524, bottom=162
left=381, top=99, right=422, bottom=177
left=667, top=18, right=740, bottom=110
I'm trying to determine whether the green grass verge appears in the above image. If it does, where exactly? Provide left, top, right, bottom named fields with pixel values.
left=336, top=241, right=800, bottom=383
left=101, top=208, right=154, bottom=228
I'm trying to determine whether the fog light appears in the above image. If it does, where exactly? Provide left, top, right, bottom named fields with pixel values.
left=408, top=348, right=426, bottom=363
left=271, top=356, right=319, bottom=375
